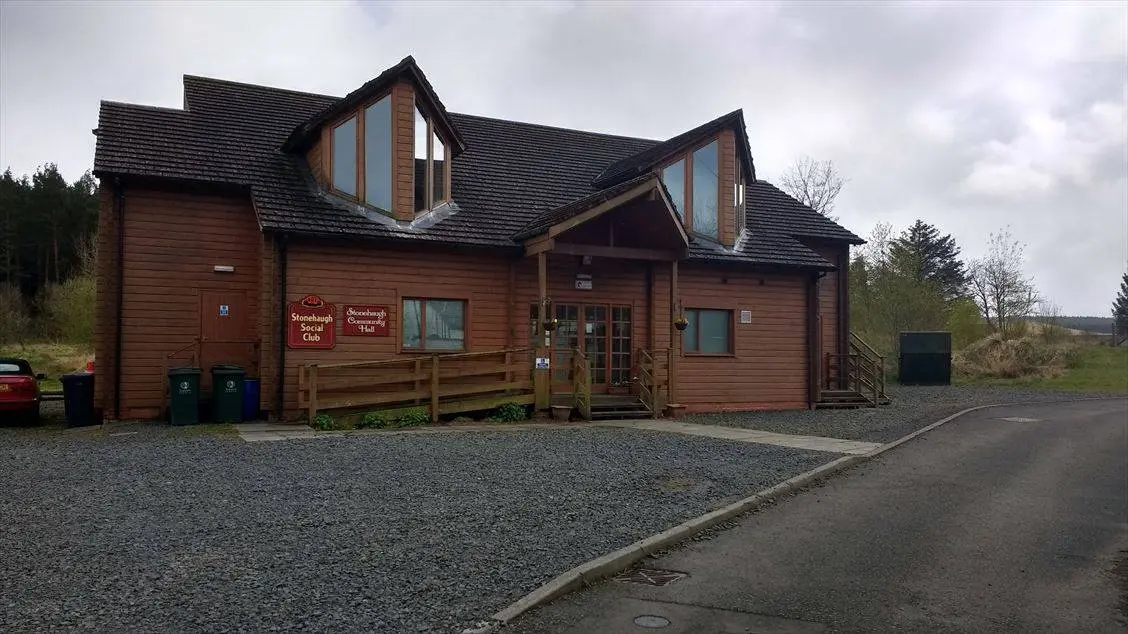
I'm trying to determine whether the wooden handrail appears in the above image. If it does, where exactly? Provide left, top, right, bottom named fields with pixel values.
left=300, top=347, right=535, bottom=421
left=314, top=347, right=533, bottom=370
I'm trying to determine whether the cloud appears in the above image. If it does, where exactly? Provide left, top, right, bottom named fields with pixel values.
left=0, top=1, right=1125, bottom=314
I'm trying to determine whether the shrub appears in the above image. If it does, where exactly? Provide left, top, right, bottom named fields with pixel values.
left=953, top=334, right=1080, bottom=380
left=38, top=274, right=96, bottom=344
left=313, top=413, right=335, bottom=431
left=394, top=408, right=431, bottom=428
left=491, top=402, right=530, bottom=423
left=357, top=411, right=388, bottom=429
left=0, top=284, right=31, bottom=345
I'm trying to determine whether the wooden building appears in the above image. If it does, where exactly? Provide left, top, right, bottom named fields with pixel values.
left=91, top=56, right=877, bottom=422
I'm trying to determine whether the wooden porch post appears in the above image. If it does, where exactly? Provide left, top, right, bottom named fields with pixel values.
left=668, top=260, right=678, bottom=405
left=534, top=251, right=549, bottom=410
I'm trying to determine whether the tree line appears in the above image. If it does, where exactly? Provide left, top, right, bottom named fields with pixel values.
left=778, top=157, right=1126, bottom=358
left=0, top=165, right=99, bottom=344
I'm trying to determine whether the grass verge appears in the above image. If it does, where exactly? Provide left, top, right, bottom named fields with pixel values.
left=957, top=345, right=1128, bottom=394
left=0, top=341, right=93, bottom=393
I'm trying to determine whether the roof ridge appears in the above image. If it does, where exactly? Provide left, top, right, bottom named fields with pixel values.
left=183, top=74, right=339, bottom=101
left=450, top=112, right=661, bottom=145
left=99, top=100, right=188, bottom=114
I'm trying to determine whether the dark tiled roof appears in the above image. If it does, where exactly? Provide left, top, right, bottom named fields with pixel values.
left=512, top=174, right=659, bottom=240
left=747, top=181, right=864, bottom=244
left=93, top=69, right=861, bottom=269
left=690, top=232, right=835, bottom=269
left=281, top=56, right=466, bottom=156
left=591, top=110, right=756, bottom=189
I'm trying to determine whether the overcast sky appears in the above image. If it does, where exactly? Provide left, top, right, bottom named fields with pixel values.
left=1, top=1, right=1125, bottom=315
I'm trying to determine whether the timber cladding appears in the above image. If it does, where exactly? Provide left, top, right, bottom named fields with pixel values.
left=108, top=185, right=262, bottom=420
left=281, top=242, right=512, bottom=412
left=676, top=266, right=808, bottom=411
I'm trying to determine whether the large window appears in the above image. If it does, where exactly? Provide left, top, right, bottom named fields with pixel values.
left=661, top=159, right=686, bottom=219
left=403, top=298, right=466, bottom=351
left=692, top=141, right=719, bottom=239
left=683, top=308, right=732, bottom=354
left=331, top=116, right=357, bottom=196
left=414, top=103, right=450, bottom=212
left=364, top=96, right=393, bottom=211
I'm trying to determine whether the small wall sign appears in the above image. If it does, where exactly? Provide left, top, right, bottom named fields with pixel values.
left=535, top=357, right=551, bottom=370
left=219, top=304, right=230, bottom=317
left=575, top=279, right=593, bottom=290
left=342, top=305, right=389, bottom=336
left=740, top=310, right=752, bottom=324
left=287, top=295, right=336, bottom=349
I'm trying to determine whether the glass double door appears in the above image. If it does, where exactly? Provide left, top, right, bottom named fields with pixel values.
left=542, top=304, right=632, bottom=393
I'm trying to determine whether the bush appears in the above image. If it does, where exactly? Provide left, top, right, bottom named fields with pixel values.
left=0, top=284, right=32, bottom=345
left=491, top=402, right=530, bottom=423
left=313, top=413, right=335, bottom=431
left=39, top=274, right=96, bottom=344
left=394, top=408, right=430, bottom=428
left=954, top=334, right=1080, bottom=380
left=357, top=411, right=388, bottom=429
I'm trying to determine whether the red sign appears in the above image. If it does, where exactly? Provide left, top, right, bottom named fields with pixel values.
left=342, top=305, right=389, bottom=337
left=287, top=295, right=336, bottom=349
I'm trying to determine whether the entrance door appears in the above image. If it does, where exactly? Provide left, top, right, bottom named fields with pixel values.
left=198, top=290, right=255, bottom=389
left=539, top=303, right=631, bottom=393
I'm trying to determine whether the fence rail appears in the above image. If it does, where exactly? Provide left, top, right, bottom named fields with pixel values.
left=299, top=348, right=534, bottom=421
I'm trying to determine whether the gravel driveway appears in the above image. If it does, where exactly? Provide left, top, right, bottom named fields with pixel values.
left=0, top=425, right=830, bottom=633
left=683, top=386, right=1123, bottom=443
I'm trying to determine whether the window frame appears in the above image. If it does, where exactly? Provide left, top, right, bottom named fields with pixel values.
left=682, top=307, right=735, bottom=356
left=362, top=94, right=394, bottom=212
left=414, top=102, right=452, bottom=214
left=329, top=115, right=360, bottom=199
left=401, top=297, right=468, bottom=353
left=656, top=137, right=724, bottom=241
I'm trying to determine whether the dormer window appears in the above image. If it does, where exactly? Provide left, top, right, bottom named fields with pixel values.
left=328, top=95, right=393, bottom=211
left=691, top=140, right=719, bottom=239
left=414, top=102, right=450, bottom=212
left=658, top=138, right=720, bottom=240
left=331, top=116, right=358, bottom=196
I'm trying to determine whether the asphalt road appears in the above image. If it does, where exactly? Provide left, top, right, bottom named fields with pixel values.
left=512, top=399, right=1128, bottom=634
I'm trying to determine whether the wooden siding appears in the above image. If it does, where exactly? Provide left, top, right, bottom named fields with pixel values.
left=93, top=185, right=120, bottom=416
left=676, top=266, right=809, bottom=411
left=718, top=129, right=737, bottom=247
left=280, top=243, right=512, bottom=414
left=111, top=187, right=261, bottom=419
left=391, top=81, right=415, bottom=221
left=809, top=242, right=849, bottom=366
left=307, top=135, right=326, bottom=187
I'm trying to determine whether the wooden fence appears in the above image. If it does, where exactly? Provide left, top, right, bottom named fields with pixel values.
left=298, top=348, right=535, bottom=421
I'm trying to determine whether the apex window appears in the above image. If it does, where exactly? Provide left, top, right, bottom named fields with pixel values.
left=414, top=103, right=450, bottom=212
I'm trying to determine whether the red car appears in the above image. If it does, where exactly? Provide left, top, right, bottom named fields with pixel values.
left=0, top=359, right=44, bottom=424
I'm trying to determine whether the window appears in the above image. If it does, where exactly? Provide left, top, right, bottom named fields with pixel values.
left=364, top=96, right=393, bottom=211
left=432, top=131, right=445, bottom=203
left=683, top=308, right=732, bottom=354
left=661, top=159, right=686, bottom=219
left=414, top=103, right=450, bottom=212
left=331, top=116, right=358, bottom=196
left=403, top=298, right=466, bottom=351
left=692, top=141, right=719, bottom=239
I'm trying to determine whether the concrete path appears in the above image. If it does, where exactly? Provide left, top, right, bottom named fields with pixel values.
left=509, top=399, right=1128, bottom=634
left=237, top=419, right=882, bottom=455
left=598, top=419, right=884, bottom=455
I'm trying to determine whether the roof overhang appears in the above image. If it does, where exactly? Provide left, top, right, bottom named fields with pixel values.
left=517, top=175, right=689, bottom=259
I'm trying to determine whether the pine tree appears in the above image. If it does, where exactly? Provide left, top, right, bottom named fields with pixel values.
left=1114, top=271, right=1128, bottom=342
left=889, top=220, right=968, bottom=302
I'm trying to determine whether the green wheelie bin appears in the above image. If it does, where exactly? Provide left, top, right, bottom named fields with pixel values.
left=168, top=367, right=201, bottom=426
left=211, top=365, right=246, bottom=423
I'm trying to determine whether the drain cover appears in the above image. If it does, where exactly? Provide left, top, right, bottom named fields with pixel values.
left=998, top=416, right=1042, bottom=423
left=633, top=614, right=671, bottom=629
left=614, top=567, right=688, bottom=586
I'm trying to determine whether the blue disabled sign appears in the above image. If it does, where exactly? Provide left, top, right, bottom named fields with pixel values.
left=219, top=304, right=229, bottom=317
